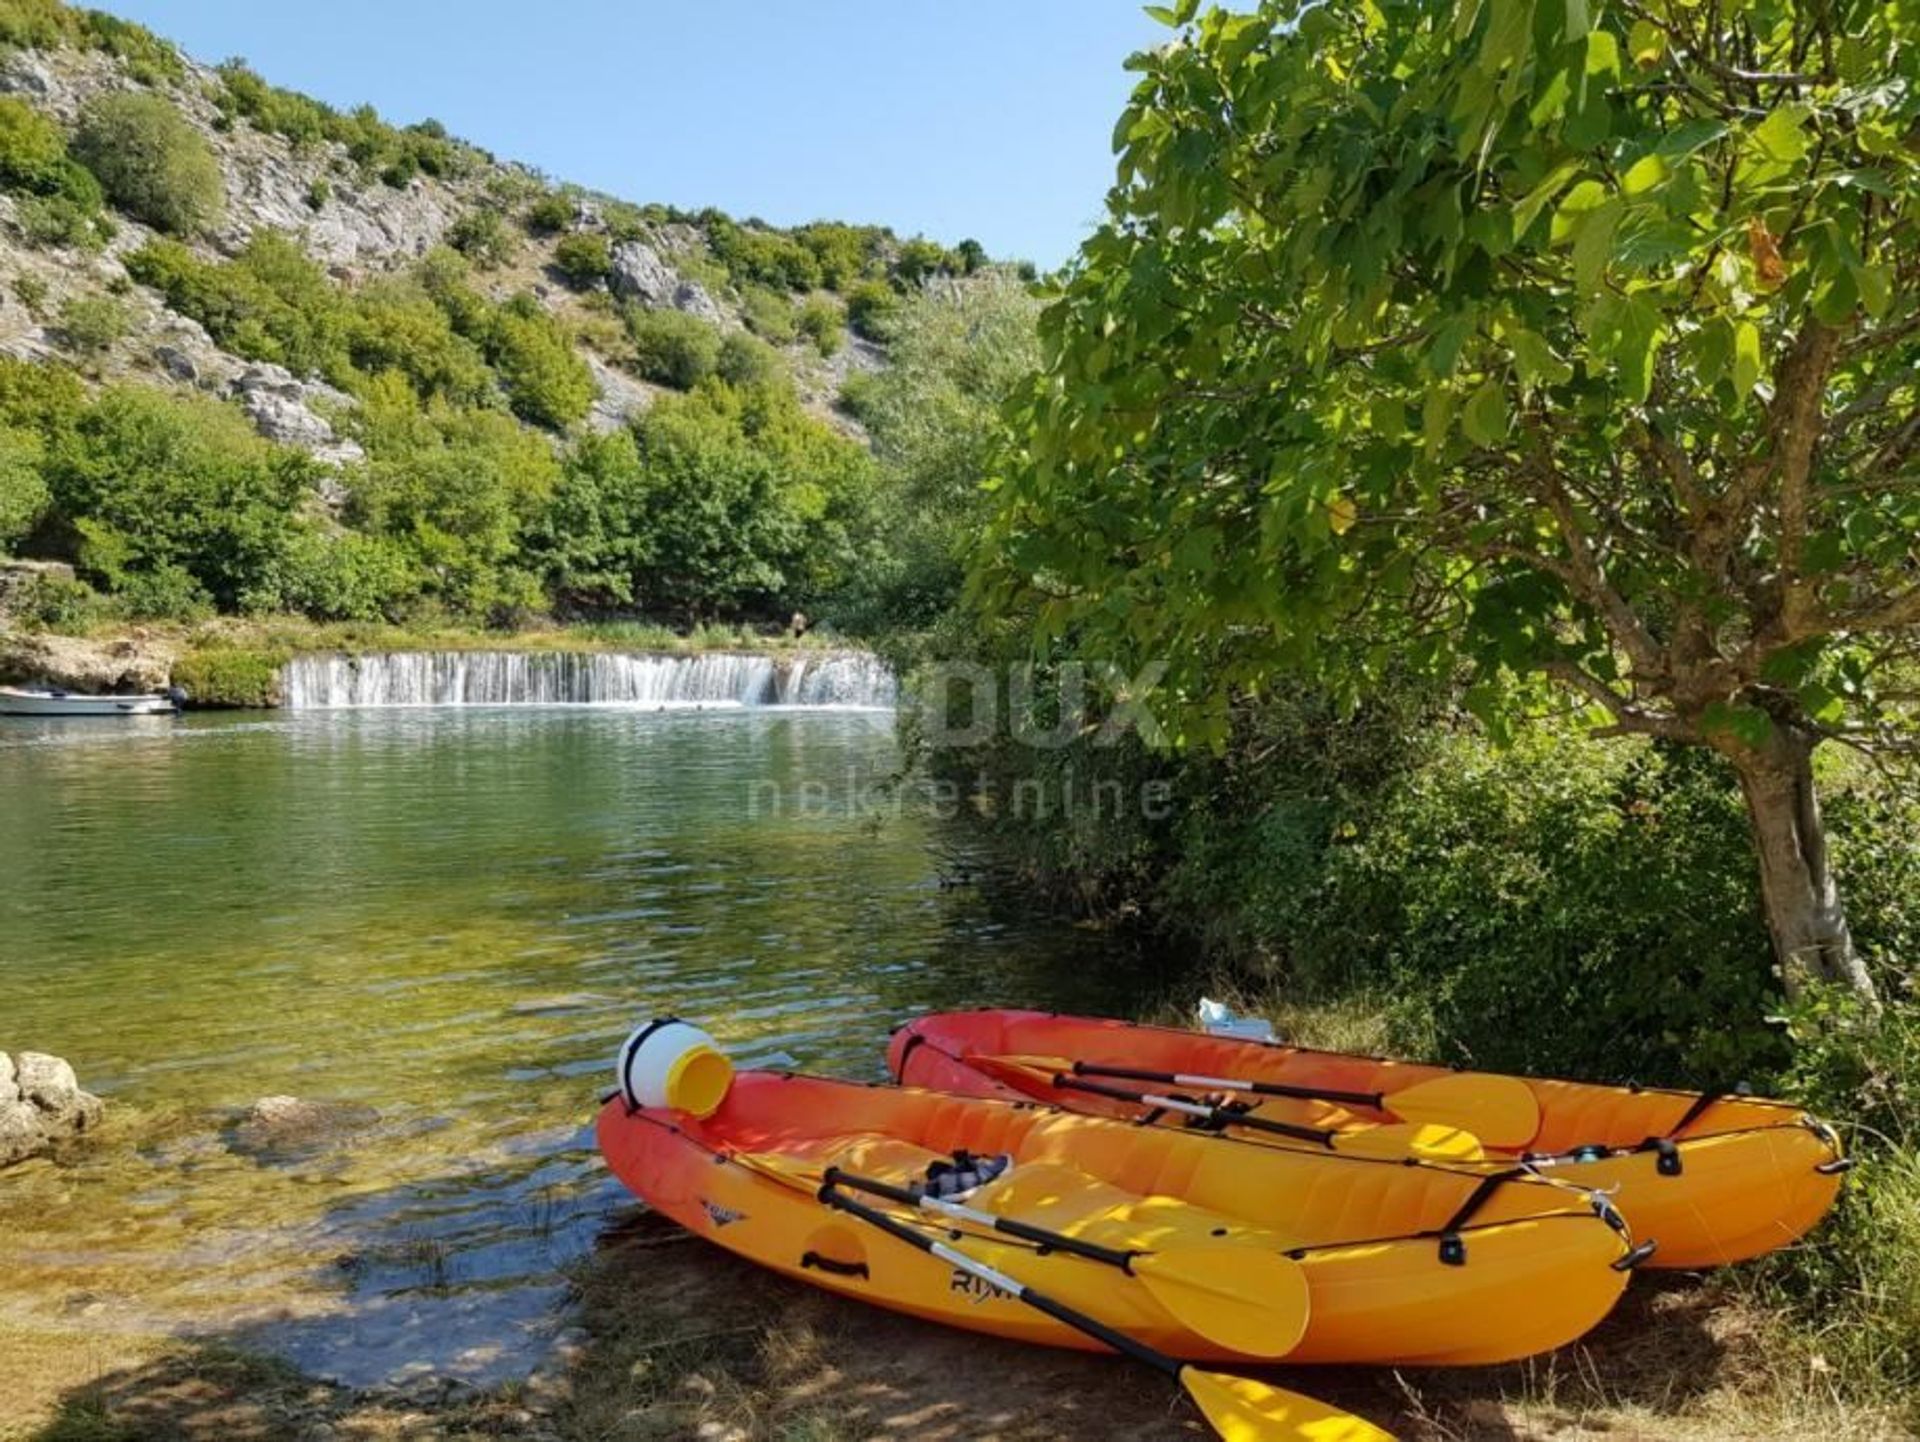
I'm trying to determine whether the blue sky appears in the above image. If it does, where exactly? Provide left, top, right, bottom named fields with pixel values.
left=97, top=2, right=1167, bottom=268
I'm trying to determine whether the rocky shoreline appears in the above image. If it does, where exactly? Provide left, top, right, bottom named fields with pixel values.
left=0, top=1050, right=102, bottom=1168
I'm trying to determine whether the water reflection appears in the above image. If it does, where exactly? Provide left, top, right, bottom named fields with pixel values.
left=0, top=709, right=1152, bottom=1385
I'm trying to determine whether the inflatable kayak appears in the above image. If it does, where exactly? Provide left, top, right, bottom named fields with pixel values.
left=599, top=1022, right=1647, bottom=1374
left=888, top=1010, right=1850, bottom=1270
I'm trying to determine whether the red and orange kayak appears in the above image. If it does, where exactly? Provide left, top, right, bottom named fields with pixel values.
left=599, top=1066, right=1647, bottom=1368
left=888, top=1010, right=1848, bottom=1269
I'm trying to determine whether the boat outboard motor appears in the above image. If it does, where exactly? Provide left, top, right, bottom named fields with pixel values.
left=165, top=685, right=189, bottom=708
left=616, top=1017, right=734, bottom=1118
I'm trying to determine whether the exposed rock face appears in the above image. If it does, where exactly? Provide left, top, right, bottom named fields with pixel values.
left=226, top=364, right=366, bottom=468
left=0, top=629, right=178, bottom=692
left=1, top=1051, right=104, bottom=1168
left=0, top=559, right=74, bottom=622
left=583, top=353, right=659, bottom=434
left=608, top=240, right=727, bottom=324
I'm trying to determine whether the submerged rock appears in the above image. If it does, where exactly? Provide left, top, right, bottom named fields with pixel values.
left=0, top=1050, right=105, bottom=1168
left=230, top=1095, right=379, bottom=1161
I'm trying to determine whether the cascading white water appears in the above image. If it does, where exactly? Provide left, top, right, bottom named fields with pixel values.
left=281, top=650, right=898, bottom=711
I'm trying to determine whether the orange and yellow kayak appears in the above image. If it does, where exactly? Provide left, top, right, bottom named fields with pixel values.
left=887, top=1010, right=1849, bottom=1270
left=599, top=1067, right=1647, bottom=1367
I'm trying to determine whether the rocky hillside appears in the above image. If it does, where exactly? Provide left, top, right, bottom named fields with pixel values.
left=0, top=1, right=1005, bottom=656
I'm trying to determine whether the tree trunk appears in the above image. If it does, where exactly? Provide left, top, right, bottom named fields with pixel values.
left=1726, top=727, right=1879, bottom=1003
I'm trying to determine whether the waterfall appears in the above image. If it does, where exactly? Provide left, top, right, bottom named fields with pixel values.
left=281, top=650, right=898, bottom=711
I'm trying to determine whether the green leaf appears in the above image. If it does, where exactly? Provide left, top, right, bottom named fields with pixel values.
left=1702, top=701, right=1773, bottom=748
left=1731, top=321, right=1762, bottom=403
left=1621, top=154, right=1667, bottom=196
left=1748, top=105, right=1812, bottom=165
left=1627, top=18, right=1665, bottom=66
left=1509, top=328, right=1573, bottom=388
left=1462, top=379, right=1510, bottom=445
left=1512, top=161, right=1580, bottom=241
left=1570, top=196, right=1624, bottom=294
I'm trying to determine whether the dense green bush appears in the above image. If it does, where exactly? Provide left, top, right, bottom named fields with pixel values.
left=170, top=645, right=291, bottom=707
left=797, top=297, right=842, bottom=357
left=447, top=207, right=513, bottom=269
left=552, top=232, right=612, bottom=288
left=893, top=237, right=954, bottom=288
left=0, top=0, right=182, bottom=82
left=707, top=216, right=820, bottom=291
left=0, top=423, right=47, bottom=549
left=72, top=92, right=224, bottom=235
left=127, top=232, right=346, bottom=378
left=483, top=295, right=595, bottom=428
left=845, top=279, right=899, bottom=342
left=213, top=61, right=477, bottom=186
left=54, top=293, right=129, bottom=356
left=0, top=96, right=68, bottom=191
left=739, top=285, right=796, bottom=344
left=793, top=221, right=888, bottom=291
left=277, top=529, right=420, bottom=621
left=715, top=331, right=783, bottom=390
left=625, top=307, right=720, bottom=390
left=44, top=384, right=315, bottom=612
left=525, top=192, right=574, bottom=235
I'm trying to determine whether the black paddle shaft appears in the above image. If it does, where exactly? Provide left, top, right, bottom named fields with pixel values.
left=1054, top=1074, right=1338, bottom=1148
left=1073, top=1060, right=1386, bottom=1111
left=823, top=1166, right=1137, bottom=1271
left=817, top=1185, right=1180, bottom=1379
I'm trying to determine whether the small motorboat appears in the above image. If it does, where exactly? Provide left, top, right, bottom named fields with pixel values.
left=889, top=1009, right=1851, bottom=1270
left=0, top=685, right=181, bottom=717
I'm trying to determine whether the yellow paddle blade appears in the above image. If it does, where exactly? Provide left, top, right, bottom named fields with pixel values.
left=1328, top=1122, right=1485, bottom=1162
left=1133, top=1247, right=1309, bottom=1360
left=1383, top=1073, right=1540, bottom=1150
left=1180, top=1367, right=1395, bottom=1441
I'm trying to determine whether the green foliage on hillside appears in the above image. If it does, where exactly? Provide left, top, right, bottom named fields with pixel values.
left=552, top=232, right=612, bottom=288
left=0, top=0, right=183, bottom=83
left=71, top=92, right=223, bottom=235
left=625, top=308, right=722, bottom=391
left=446, top=207, right=514, bottom=269
left=212, top=60, right=479, bottom=187
left=0, top=94, right=109, bottom=248
left=844, top=279, right=899, bottom=342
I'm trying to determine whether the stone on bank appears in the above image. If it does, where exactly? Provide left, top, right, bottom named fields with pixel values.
left=0, top=1051, right=103, bottom=1167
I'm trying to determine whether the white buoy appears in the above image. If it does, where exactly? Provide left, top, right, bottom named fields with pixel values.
left=615, top=1018, right=734, bottom=1117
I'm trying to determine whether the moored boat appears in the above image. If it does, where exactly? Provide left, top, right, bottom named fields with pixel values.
left=0, top=685, right=180, bottom=717
left=599, top=1022, right=1648, bottom=1373
left=888, top=1009, right=1850, bottom=1270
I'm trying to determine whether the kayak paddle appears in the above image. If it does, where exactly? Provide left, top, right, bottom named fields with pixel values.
left=823, top=1164, right=1310, bottom=1359
left=1052, top=1074, right=1488, bottom=1163
left=818, top=1182, right=1393, bottom=1442
left=1069, top=1060, right=1540, bottom=1150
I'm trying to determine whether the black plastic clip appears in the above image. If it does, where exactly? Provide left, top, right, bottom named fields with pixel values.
left=1438, top=1233, right=1466, bottom=1266
left=1612, top=1239, right=1659, bottom=1271
left=801, top=1251, right=869, bottom=1279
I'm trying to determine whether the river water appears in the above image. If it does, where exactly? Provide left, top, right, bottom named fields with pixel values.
left=0, top=707, right=1150, bottom=1387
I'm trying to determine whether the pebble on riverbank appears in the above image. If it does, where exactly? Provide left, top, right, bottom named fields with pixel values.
left=0, top=1051, right=103, bottom=1168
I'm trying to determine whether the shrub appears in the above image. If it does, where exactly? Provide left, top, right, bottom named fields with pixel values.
left=739, top=285, right=797, bottom=344
left=170, top=645, right=290, bottom=707
left=0, top=97, right=68, bottom=192
left=448, top=207, right=514, bottom=269
left=706, top=216, right=820, bottom=291
left=54, top=293, right=130, bottom=356
left=72, top=92, right=225, bottom=235
left=127, top=232, right=348, bottom=379
left=794, top=221, right=887, bottom=291
left=16, top=192, right=107, bottom=249
left=552, top=232, right=612, bottom=288
left=797, top=297, right=842, bottom=357
left=845, top=279, right=898, bottom=341
left=715, top=331, right=783, bottom=390
left=305, top=175, right=331, bottom=211
left=114, top=560, right=213, bottom=620
left=525, top=192, right=574, bottom=235
left=0, top=422, right=47, bottom=549
left=893, top=237, right=953, bottom=287
left=277, top=529, right=420, bottom=621
left=484, top=296, right=595, bottom=428
left=625, top=307, right=720, bottom=390
left=45, top=384, right=314, bottom=611
left=11, top=272, right=47, bottom=315
left=343, top=278, right=492, bottom=407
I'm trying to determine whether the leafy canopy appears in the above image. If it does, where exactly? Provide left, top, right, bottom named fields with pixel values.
left=985, top=0, right=1920, bottom=754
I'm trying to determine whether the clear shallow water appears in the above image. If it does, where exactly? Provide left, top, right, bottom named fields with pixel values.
left=0, top=708, right=1149, bottom=1386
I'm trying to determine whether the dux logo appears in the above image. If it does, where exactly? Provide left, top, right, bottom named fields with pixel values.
left=701, top=1199, right=746, bottom=1229
left=949, top=1268, right=1012, bottom=1305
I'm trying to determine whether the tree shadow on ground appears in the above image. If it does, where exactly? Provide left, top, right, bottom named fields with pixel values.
left=25, top=1206, right=1746, bottom=1442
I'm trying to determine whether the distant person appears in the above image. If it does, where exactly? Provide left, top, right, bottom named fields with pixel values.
left=789, top=611, right=810, bottom=640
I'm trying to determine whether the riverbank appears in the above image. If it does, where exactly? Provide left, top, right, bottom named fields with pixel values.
left=6, top=1179, right=1894, bottom=1442
left=0, top=615, right=871, bottom=708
